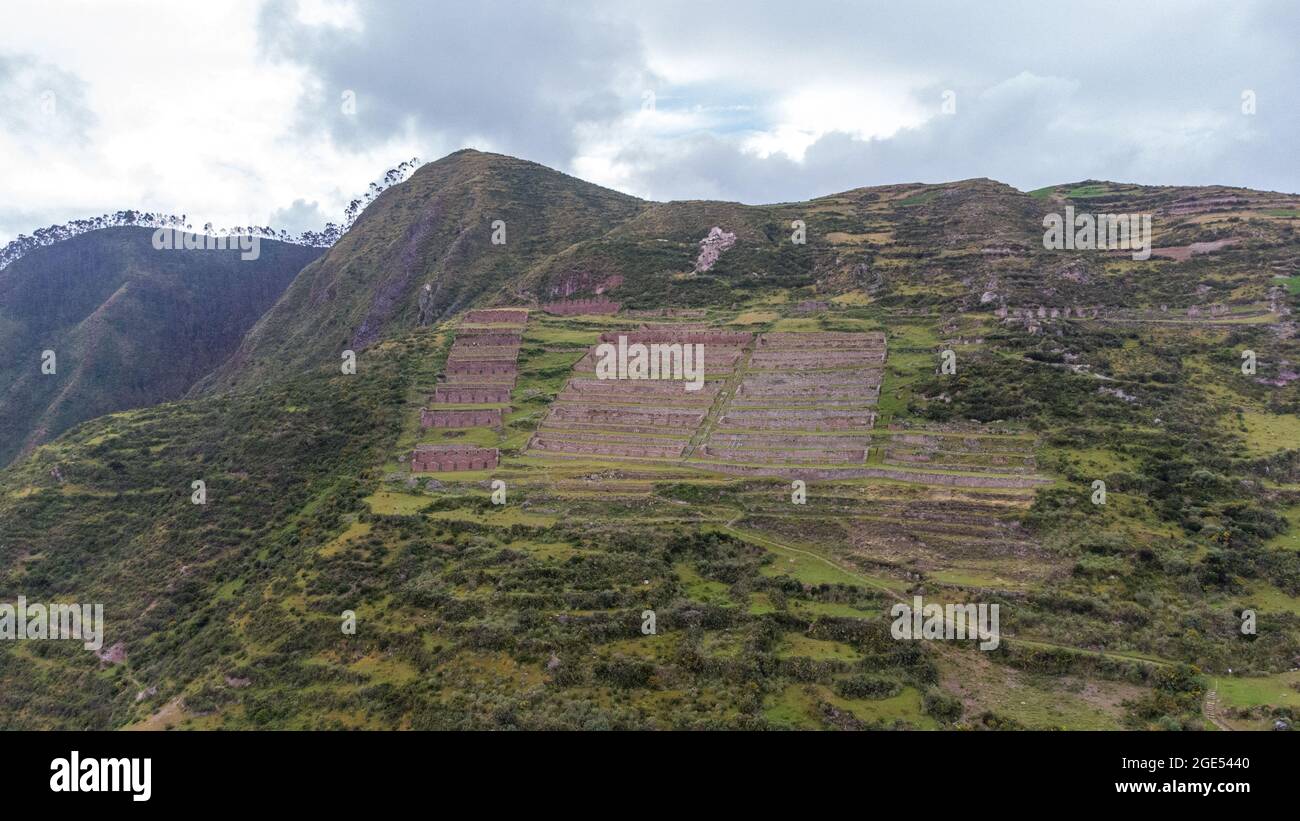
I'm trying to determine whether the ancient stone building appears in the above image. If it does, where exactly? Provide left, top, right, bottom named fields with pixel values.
left=542, top=298, right=621, bottom=316
left=598, top=329, right=753, bottom=346
left=464, top=309, right=529, bottom=325
left=409, top=445, right=500, bottom=472
left=432, top=385, right=512, bottom=404
left=420, top=408, right=503, bottom=428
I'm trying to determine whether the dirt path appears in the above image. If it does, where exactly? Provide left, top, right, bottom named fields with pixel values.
left=684, top=340, right=755, bottom=458
left=1203, top=685, right=1233, bottom=731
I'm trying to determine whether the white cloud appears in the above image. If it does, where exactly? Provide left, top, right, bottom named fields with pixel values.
left=0, top=0, right=1297, bottom=243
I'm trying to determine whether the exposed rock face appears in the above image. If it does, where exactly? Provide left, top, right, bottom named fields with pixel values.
left=353, top=202, right=442, bottom=349
left=97, top=642, right=127, bottom=664
left=693, top=226, right=736, bottom=272
left=546, top=271, right=623, bottom=299
left=417, top=283, right=437, bottom=325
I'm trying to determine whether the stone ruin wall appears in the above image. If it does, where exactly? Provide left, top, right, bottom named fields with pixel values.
left=543, top=298, right=622, bottom=316
left=410, top=445, right=500, bottom=472
left=446, top=359, right=518, bottom=377
left=421, top=408, right=503, bottom=428
left=463, top=309, right=529, bottom=325
left=433, top=385, right=512, bottom=404
left=598, top=329, right=753, bottom=346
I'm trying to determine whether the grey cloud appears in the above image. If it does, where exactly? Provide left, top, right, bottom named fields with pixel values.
left=254, top=0, right=1299, bottom=202
left=611, top=65, right=1300, bottom=203
left=256, top=0, right=652, bottom=165
left=269, top=198, right=330, bottom=235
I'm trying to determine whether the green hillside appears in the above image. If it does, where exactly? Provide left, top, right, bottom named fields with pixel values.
left=197, top=150, right=646, bottom=394
left=0, top=227, right=321, bottom=465
left=1, top=155, right=1298, bottom=731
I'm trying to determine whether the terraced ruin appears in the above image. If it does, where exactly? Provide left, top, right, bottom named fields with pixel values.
left=423, top=308, right=527, bottom=424
left=410, top=443, right=500, bottom=472
left=523, top=324, right=1049, bottom=488
left=500, top=314, right=1062, bottom=597
left=541, top=297, right=621, bottom=315
left=528, top=327, right=743, bottom=462
left=693, top=331, right=883, bottom=471
left=409, top=308, right=529, bottom=469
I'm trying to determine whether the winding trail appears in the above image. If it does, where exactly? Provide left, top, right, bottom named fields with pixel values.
left=1203, top=685, right=1233, bottom=731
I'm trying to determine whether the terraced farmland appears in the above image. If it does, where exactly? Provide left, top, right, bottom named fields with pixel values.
left=527, top=327, right=746, bottom=462
left=877, top=429, right=1043, bottom=477
left=425, top=309, right=528, bottom=420
left=729, top=481, right=1054, bottom=587
left=525, top=325, right=1051, bottom=489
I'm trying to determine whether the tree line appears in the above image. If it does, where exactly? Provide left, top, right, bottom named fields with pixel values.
left=0, top=157, right=420, bottom=270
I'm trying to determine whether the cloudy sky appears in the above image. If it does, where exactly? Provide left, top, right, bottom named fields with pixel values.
left=1, top=0, right=1297, bottom=244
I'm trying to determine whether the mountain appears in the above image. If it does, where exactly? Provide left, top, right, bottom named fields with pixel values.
left=0, top=227, right=322, bottom=465
left=1, top=153, right=1298, bottom=731
left=197, top=150, right=646, bottom=393
left=202, top=153, right=1300, bottom=398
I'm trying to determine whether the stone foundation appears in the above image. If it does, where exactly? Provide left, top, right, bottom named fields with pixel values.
left=410, top=445, right=500, bottom=472
left=464, top=309, right=529, bottom=325
left=421, top=408, right=503, bottom=428
left=446, top=359, right=518, bottom=377
left=433, top=385, right=512, bottom=404
left=599, top=329, right=752, bottom=346
left=543, top=298, right=621, bottom=316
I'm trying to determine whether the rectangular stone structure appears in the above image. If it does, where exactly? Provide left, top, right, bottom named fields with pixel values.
left=543, top=298, right=621, bottom=316
left=464, top=309, right=529, bottom=325
left=598, top=329, right=752, bottom=346
left=432, top=385, right=512, bottom=404
left=446, top=359, right=518, bottom=377
left=410, top=445, right=500, bottom=473
left=421, top=408, right=503, bottom=428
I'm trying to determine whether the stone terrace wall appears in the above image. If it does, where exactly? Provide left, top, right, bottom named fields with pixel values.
left=446, top=360, right=518, bottom=377
left=421, top=408, right=503, bottom=428
left=433, top=385, right=512, bottom=404
left=599, top=329, right=753, bottom=346
left=758, top=331, right=886, bottom=349
left=698, top=330, right=883, bottom=469
left=574, top=344, right=745, bottom=374
left=464, top=309, right=529, bottom=325
left=543, top=298, right=621, bottom=316
left=453, top=332, right=522, bottom=347
left=792, top=300, right=830, bottom=313
left=750, top=350, right=885, bottom=368
left=410, top=445, right=500, bottom=472
left=432, top=309, right=527, bottom=403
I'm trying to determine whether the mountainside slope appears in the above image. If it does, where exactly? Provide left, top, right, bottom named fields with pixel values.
left=2, top=156, right=1297, bottom=731
left=198, top=150, right=647, bottom=393
left=0, top=227, right=321, bottom=465
left=198, top=152, right=1300, bottom=397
